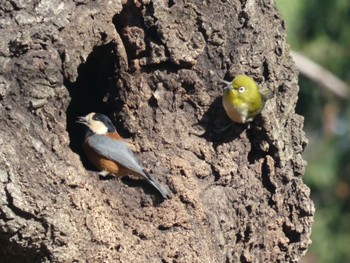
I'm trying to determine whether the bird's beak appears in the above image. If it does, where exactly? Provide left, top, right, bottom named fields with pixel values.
left=221, top=80, right=232, bottom=89
left=76, top=116, right=88, bottom=125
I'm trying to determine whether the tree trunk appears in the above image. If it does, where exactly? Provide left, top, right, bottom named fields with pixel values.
left=0, top=0, right=314, bottom=262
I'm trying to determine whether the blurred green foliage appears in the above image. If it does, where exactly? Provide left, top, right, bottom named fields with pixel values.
left=276, top=1, right=350, bottom=262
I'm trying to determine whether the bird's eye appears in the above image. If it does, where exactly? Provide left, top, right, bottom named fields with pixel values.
left=238, top=86, right=246, bottom=93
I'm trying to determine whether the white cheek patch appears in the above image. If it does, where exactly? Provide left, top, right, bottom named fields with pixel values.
left=89, top=121, right=108, bottom=134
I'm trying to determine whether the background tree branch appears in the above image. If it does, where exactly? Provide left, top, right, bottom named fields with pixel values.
left=291, top=51, right=349, bottom=99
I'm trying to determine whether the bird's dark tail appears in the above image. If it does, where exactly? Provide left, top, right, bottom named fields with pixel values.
left=142, top=170, right=172, bottom=199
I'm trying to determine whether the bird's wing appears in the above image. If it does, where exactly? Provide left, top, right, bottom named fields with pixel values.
left=87, top=134, right=171, bottom=198
left=247, top=89, right=273, bottom=118
left=87, top=134, right=145, bottom=176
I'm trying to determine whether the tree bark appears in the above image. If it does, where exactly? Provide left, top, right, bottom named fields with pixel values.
left=0, top=0, right=314, bottom=262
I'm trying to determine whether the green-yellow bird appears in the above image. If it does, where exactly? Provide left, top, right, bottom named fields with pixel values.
left=222, top=74, right=273, bottom=123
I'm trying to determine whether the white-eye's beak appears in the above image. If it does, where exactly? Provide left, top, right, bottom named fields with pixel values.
left=221, top=80, right=231, bottom=85
left=221, top=80, right=232, bottom=89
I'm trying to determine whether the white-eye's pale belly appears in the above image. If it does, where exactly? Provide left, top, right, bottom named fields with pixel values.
left=223, top=100, right=249, bottom=123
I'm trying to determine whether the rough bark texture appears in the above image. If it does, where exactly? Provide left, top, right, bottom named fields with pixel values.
left=0, top=0, right=314, bottom=262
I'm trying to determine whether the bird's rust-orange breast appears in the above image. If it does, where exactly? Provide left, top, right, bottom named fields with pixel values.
left=106, top=132, right=123, bottom=140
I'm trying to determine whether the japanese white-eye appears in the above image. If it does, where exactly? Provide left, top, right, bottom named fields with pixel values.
left=222, top=74, right=273, bottom=123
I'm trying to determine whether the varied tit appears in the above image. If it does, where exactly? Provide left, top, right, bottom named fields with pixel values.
left=77, top=112, right=171, bottom=199
left=222, top=74, right=273, bottom=123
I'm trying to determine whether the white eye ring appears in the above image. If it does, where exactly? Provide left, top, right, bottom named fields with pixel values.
left=238, top=86, right=246, bottom=93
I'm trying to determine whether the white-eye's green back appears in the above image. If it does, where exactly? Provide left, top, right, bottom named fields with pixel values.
left=222, top=75, right=263, bottom=123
